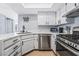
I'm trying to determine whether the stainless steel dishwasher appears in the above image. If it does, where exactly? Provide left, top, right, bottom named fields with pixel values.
left=38, top=34, right=51, bottom=50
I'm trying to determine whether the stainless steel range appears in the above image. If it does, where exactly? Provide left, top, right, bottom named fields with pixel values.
left=56, top=26, right=79, bottom=56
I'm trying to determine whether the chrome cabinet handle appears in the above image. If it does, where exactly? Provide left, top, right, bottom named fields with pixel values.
left=13, top=39, right=18, bottom=42
left=22, top=41, right=24, bottom=45
left=14, top=52, right=18, bottom=56
left=13, top=46, right=18, bottom=50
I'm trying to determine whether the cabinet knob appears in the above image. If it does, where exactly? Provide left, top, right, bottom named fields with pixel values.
left=75, top=3, right=77, bottom=7
left=65, top=3, right=67, bottom=5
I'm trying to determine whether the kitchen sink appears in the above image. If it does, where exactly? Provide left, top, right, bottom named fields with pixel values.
left=17, top=32, right=32, bottom=34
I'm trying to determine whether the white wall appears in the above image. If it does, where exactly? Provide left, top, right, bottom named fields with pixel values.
left=38, top=26, right=52, bottom=32
left=18, top=14, right=53, bottom=33
left=18, top=14, right=38, bottom=32
left=0, top=4, right=18, bottom=33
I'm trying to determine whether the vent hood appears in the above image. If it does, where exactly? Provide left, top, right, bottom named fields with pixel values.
left=63, top=7, right=79, bottom=18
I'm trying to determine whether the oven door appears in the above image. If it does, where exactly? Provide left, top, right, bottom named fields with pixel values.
left=56, top=36, right=77, bottom=56
left=56, top=41, right=76, bottom=56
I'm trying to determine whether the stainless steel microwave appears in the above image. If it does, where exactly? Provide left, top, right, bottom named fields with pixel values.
left=50, top=27, right=58, bottom=32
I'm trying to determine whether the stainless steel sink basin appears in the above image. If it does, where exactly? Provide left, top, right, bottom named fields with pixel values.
left=17, top=32, right=31, bottom=34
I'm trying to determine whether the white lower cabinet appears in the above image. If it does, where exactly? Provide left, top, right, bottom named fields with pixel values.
left=10, top=47, right=21, bottom=56
left=22, top=39, right=34, bottom=55
left=51, top=34, right=56, bottom=54
left=4, top=42, right=21, bottom=56
left=4, top=37, right=20, bottom=49
left=21, top=34, right=38, bottom=55
left=0, top=34, right=39, bottom=56
left=33, top=35, right=38, bottom=49
left=0, top=36, right=21, bottom=56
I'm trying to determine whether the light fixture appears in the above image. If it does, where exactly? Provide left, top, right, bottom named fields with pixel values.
left=23, top=16, right=29, bottom=22
left=22, top=3, right=53, bottom=8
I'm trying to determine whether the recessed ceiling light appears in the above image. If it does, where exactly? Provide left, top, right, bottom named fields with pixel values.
left=22, top=3, right=53, bottom=8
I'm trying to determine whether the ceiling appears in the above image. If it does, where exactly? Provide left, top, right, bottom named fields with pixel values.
left=6, top=3, right=64, bottom=15
left=22, top=3, right=53, bottom=8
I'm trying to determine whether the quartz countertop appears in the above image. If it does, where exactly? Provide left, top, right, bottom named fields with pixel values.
left=29, top=32, right=58, bottom=34
left=0, top=32, right=58, bottom=41
left=17, top=32, right=55, bottom=35
left=0, top=33, right=19, bottom=41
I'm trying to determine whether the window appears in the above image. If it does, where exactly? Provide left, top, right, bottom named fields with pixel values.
left=5, top=18, right=13, bottom=33
left=0, top=14, right=13, bottom=34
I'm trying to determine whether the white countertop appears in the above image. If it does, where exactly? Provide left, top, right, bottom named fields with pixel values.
left=0, top=33, right=19, bottom=41
left=30, top=32, right=58, bottom=34
left=0, top=32, right=58, bottom=41
left=17, top=32, right=58, bottom=35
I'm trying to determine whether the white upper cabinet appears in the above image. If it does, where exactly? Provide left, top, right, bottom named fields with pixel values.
left=38, top=11, right=56, bottom=25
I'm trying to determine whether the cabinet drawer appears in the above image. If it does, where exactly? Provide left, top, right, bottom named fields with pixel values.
left=4, top=36, right=20, bottom=49
left=4, top=41, right=21, bottom=56
left=34, top=35, right=38, bottom=38
left=10, top=47, right=21, bottom=56
left=21, top=35, right=34, bottom=39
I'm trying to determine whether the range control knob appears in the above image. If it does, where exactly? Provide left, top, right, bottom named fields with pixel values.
left=70, top=43, right=72, bottom=46
left=74, top=45, right=77, bottom=47
left=72, top=44, right=75, bottom=47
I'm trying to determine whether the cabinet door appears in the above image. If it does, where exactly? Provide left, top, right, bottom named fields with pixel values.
left=38, top=11, right=56, bottom=25
left=33, top=35, right=38, bottom=49
left=22, top=39, right=34, bottom=55
left=38, top=15, right=47, bottom=25
left=47, top=14, right=55, bottom=25
left=51, top=34, right=56, bottom=53
left=34, top=38, right=38, bottom=49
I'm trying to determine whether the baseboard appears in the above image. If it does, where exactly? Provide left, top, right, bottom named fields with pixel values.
left=56, top=52, right=60, bottom=56
left=38, top=49, right=52, bottom=51
left=51, top=49, right=59, bottom=56
left=22, top=50, right=34, bottom=56
left=22, top=49, right=40, bottom=56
